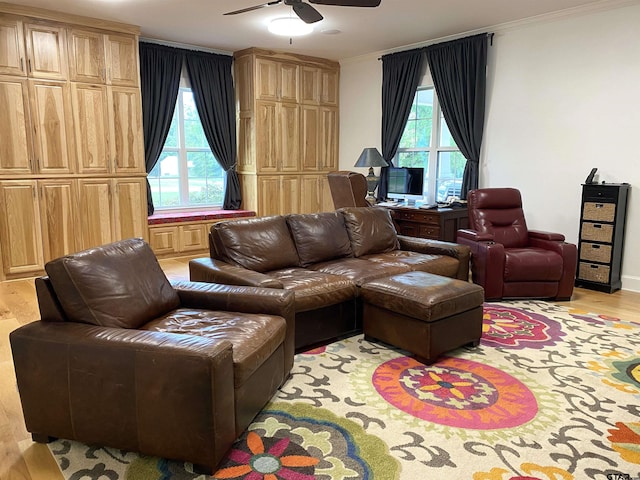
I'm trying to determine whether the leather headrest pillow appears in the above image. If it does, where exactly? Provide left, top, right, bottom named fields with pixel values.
left=213, top=216, right=300, bottom=272
left=287, top=212, right=353, bottom=267
left=45, top=238, right=180, bottom=329
left=339, top=207, right=399, bottom=257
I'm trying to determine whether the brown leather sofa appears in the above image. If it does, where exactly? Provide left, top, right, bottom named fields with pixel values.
left=190, top=207, right=471, bottom=351
left=10, top=238, right=295, bottom=474
left=457, top=187, right=577, bottom=300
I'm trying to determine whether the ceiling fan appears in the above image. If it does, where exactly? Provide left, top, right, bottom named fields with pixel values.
left=224, top=0, right=382, bottom=24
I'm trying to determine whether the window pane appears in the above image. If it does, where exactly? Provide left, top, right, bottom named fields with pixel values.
left=187, top=151, right=224, bottom=205
left=182, top=91, right=209, bottom=148
left=164, top=108, right=179, bottom=148
left=439, top=112, right=456, bottom=147
left=396, top=151, right=428, bottom=169
left=436, top=151, right=466, bottom=202
left=150, top=150, right=181, bottom=208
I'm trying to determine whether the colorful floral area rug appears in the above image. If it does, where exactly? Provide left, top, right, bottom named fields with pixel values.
left=48, top=300, right=640, bottom=480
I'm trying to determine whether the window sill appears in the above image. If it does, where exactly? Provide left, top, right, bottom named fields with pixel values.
left=148, top=209, right=256, bottom=225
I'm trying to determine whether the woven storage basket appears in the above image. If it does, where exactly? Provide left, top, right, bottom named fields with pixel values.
left=583, top=202, right=615, bottom=222
left=578, top=262, right=610, bottom=283
left=580, top=242, right=612, bottom=263
left=581, top=222, right=614, bottom=243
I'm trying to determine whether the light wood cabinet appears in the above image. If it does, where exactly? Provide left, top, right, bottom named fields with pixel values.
left=234, top=48, right=339, bottom=216
left=0, top=6, right=146, bottom=280
left=0, top=180, right=43, bottom=275
left=299, top=174, right=333, bottom=214
left=0, top=75, right=33, bottom=174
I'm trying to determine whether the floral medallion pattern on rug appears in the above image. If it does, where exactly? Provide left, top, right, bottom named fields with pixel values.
left=47, top=301, right=640, bottom=480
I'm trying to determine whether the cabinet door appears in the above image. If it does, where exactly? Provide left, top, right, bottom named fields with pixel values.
left=108, top=86, right=144, bottom=173
left=0, top=17, right=26, bottom=76
left=77, top=179, right=113, bottom=249
left=72, top=83, right=110, bottom=173
left=179, top=224, right=208, bottom=252
left=299, top=175, right=320, bottom=214
left=0, top=76, right=33, bottom=174
left=279, top=62, right=298, bottom=103
left=320, top=68, right=338, bottom=106
left=279, top=103, right=299, bottom=172
left=24, top=23, right=67, bottom=80
left=39, top=179, right=77, bottom=261
left=68, top=28, right=105, bottom=83
left=300, top=105, right=319, bottom=171
left=113, top=177, right=147, bottom=241
left=281, top=175, right=300, bottom=214
left=255, top=101, right=278, bottom=172
left=29, top=79, right=75, bottom=174
left=104, top=33, right=138, bottom=87
left=0, top=181, right=43, bottom=275
left=319, top=107, right=338, bottom=170
left=256, top=58, right=278, bottom=100
left=257, top=176, right=281, bottom=216
left=319, top=175, right=334, bottom=212
left=148, top=225, right=179, bottom=256
left=300, top=66, right=319, bottom=104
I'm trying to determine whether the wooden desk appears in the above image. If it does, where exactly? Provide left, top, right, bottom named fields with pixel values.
left=385, top=206, right=469, bottom=243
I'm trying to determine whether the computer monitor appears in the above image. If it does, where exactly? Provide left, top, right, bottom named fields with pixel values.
left=387, top=167, right=425, bottom=204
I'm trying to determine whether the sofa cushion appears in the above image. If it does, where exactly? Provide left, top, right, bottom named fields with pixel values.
left=310, top=257, right=410, bottom=287
left=213, top=216, right=300, bottom=272
left=340, top=207, right=399, bottom=257
left=287, top=212, right=352, bottom=267
left=362, top=251, right=461, bottom=278
left=44, top=238, right=180, bottom=329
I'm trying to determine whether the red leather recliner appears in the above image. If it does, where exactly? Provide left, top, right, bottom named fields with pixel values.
left=457, top=188, right=577, bottom=301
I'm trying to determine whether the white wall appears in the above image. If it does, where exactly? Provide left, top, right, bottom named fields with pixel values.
left=339, top=2, right=640, bottom=292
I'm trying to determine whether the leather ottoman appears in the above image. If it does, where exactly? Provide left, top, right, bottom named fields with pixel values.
left=360, top=271, right=485, bottom=364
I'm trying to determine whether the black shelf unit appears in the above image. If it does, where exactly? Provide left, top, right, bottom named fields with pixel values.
left=575, top=183, right=630, bottom=293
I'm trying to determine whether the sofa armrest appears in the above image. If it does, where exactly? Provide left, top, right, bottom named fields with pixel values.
left=397, top=235, right=471, bottom=280
left=173, top=281, right=296, bottom=374
left=10, top=321, right=235, bottom=472
left=189, top=257, right=284, bottom=288
left=528, top=229, right=565, bottom=242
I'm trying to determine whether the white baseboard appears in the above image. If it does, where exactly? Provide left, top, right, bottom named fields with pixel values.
left=621, top=275, right=640, bottom=293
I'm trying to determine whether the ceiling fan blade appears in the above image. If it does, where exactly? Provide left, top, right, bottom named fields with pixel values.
left=224, top=0, right=282, bottom=16
left=309, top=0, right=381, bottom=6
left=292, top=2, right=324, bottom=23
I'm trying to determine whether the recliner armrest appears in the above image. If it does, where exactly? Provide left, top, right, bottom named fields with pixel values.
left=10, top=321, right=235, bottom=472
left=189, top=257, right=284, bottom=288
left=457, top=229, right=495, bottom=242
left=528, top=229, right=565, bottom=242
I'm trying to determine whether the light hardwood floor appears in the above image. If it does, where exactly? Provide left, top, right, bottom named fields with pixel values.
left=1, top=255, right=638, bottom=480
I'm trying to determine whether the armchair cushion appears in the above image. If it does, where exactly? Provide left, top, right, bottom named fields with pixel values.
left=287, top=212, right=352, bottom=267
left=213, top=216, right=300, bottom=273
left=504, top=248, right=563, bottom=282
left=44, top=238, right=179, bottom=329
left=340, top=207, right=399, bottom=257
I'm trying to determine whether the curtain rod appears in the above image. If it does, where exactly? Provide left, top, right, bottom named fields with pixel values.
left=378, top=32, right=494, bottom=61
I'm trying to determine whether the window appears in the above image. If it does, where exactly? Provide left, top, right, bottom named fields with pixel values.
left=395, top=87, right=466, bottom=203
left=148, top=88, right=225, bottom=210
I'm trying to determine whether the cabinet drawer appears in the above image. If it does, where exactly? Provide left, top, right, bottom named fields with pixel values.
left=394, top=210, right=438, bottom=224
left=580, top=222, right=613, bottom=243
left=579, top=242, right=612, bottom=263
left=418, top=225, right=440, bottom=239
left=578, top=262, right=610, bottom=284
left=582, top=202, right=615, bottom=222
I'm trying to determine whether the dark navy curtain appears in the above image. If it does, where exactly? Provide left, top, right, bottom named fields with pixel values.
left=185, top=51, right=241, bottom=209
left=426, top=34, right=488, bottom=199
left=139, top=42, right=184, bottom=216
left=378, top=48, right=425, bottom=201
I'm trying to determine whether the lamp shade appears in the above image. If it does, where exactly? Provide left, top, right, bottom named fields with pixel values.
left=354, top=147, right=388, bottom=168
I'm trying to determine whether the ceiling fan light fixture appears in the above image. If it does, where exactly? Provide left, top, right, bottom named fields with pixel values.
left=268, top=17, right=314, bottom=36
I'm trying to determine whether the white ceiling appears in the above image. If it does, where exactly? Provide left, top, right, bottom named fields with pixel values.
left=9, top=0, right=611, bottom=60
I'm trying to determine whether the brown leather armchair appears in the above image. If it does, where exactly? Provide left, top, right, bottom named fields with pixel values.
left=10, top=238, right=295, bottom=474
left=327, top=171, right=371, bottom=208
left=457, top=188, right=577, bottom=301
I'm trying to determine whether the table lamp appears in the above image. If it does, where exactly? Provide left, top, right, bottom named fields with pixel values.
left=354, top=147, right=388, bottom=203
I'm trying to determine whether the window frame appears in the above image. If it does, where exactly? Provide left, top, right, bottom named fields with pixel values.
left=394, top=86, right=464, bottom=204
left=150, top=87, right=225, bottom=212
